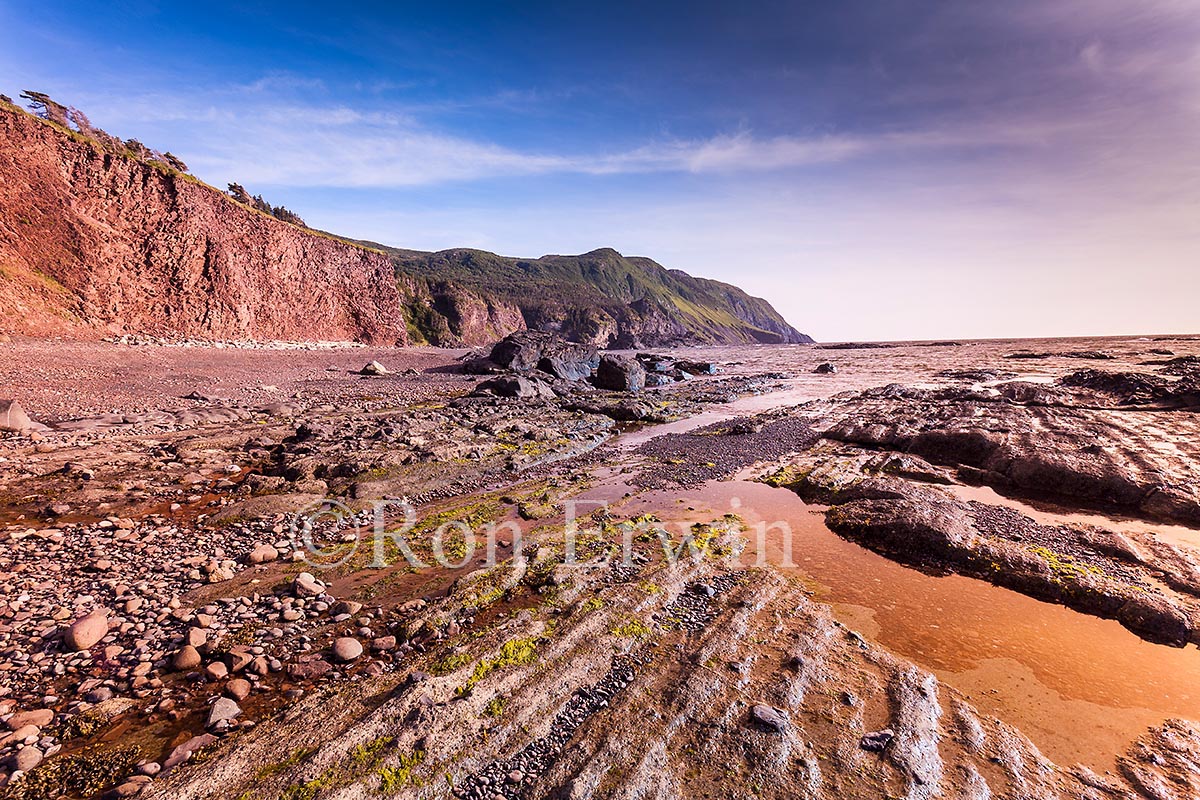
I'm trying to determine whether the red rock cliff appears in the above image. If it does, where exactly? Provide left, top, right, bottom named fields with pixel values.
left=0, top=104, right=407, bottom=343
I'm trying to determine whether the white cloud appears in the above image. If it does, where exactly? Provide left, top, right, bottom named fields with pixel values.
left=107, top=92, right=1099, bottom=189
left=112, top=94, right=887, bottom=187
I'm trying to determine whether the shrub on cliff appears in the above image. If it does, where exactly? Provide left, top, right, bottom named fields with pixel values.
left=223, top=185, right=307, bottom=228
left=16, top=90, right=188, bottom=176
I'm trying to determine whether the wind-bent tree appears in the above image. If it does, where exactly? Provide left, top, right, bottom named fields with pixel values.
left=227, top=183, right=253, bottom=204
left=124, top=139, right=154, bottom=160
left=21, top=90, right=69, bottom=126
left=162, top=152, right=189, bottom=173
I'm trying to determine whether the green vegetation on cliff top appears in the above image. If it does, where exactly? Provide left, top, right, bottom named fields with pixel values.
left=363, top=242, right=811, bottom=346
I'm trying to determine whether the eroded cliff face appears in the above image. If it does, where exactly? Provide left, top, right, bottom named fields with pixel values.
left=399, top=277, right=526, bottom=346
left=0, top=103, right=810, bottom=348
left=0, top=105, right=408, bottom=343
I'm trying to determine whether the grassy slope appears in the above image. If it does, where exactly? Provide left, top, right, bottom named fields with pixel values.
left=363, top=244, right=810, bottom=344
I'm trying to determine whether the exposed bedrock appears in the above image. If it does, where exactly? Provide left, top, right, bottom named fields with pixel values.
left=144, top=535, right=1200, bottom=800
left=765, top=442, right=1200, bottom=647
left=801, top=371, right=1200, bottom=526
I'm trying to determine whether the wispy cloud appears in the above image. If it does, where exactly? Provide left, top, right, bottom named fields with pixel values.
left=82, top=87, right=1100, bottom=189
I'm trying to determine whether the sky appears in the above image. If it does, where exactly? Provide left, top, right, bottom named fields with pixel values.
left=1, top=1, right=1197, bottom=341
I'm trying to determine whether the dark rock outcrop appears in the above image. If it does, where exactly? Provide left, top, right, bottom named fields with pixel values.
left=804, top=375, right=1200, bottom=525
left=763, top=444, right=1200, bottom=647
left=471, top=375, right=556, bottom=400
left=488, top=331, right=599, bottom=376
left=594, top=354, right=646, bottom=392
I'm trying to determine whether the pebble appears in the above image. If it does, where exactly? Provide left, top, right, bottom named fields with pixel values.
left=206, top=698, right=241, bottom=729
left=860, top=729, right=895, bottom=752
left=293, top=572, right=326, bottom=598
left=13, top=745, right=43, bottom=771
left=371, top=636, right=397, bottom=651
left=65, top=609, right=110, bottom=651
left=247, top=543, right=279, bottom=564
left=5, top=709, right=53, bottom=730
left=173, top=645, right=202, bottom=671
left=750, top=703, right=789, bottom=732
left=225, top=679, right=252, bottom=701
left=163, top=734, right=217, bottom=771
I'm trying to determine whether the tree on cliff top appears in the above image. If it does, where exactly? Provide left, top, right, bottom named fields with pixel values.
left=20, top=90, right=69, bottom=126
left=15, top=90, right=190, bottom=175
left=225, top=184, right=307, bottom=228
left=163, top=152, right=188, bottom=172
left=270, top=206, right=306, bottom=227
left=227, top=183, right=253, bottom=204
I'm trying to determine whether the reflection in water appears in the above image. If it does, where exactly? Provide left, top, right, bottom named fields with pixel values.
left=606, top=479, right=1200, bottom=772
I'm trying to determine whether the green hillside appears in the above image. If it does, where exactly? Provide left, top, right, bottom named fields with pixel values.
left=363, top=244, right=811, bottom=347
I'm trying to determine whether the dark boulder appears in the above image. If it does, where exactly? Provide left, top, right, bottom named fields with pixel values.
left=594, top=354, right=646, bottom=392
left=472, top=375, right=556, bottom=400
left=489, top=331, right=598, bottom=377
left=460, top=356, right=504, bottom=375
left=636, top=353, right=677, bottom=373
left=814, top=363, right=837, bottom=374
left=540, top=354, right=594, bottom=381
left=676, top=360, right=718, bottom=375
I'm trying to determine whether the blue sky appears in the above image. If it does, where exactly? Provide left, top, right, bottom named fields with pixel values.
left=2, top=1, right=1197, bottom=340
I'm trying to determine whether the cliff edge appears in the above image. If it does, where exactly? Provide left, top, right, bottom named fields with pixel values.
left=0, top=102, right=407, bottom=343
left=0, top=100, right=811, bottom=346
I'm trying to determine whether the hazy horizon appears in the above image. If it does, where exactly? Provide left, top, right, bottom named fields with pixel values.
left=2, top=1, right=1197, bottom=341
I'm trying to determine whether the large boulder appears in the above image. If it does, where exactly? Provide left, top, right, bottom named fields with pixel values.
left=0, top=400, right=35, bottom=432
left=472, top=376, right=556, bottom=400
left=594, top=354, right=646, bottom=392
left=540, top=354, right=593, bottom=381
left=488, top=331, right=598, bottom=378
